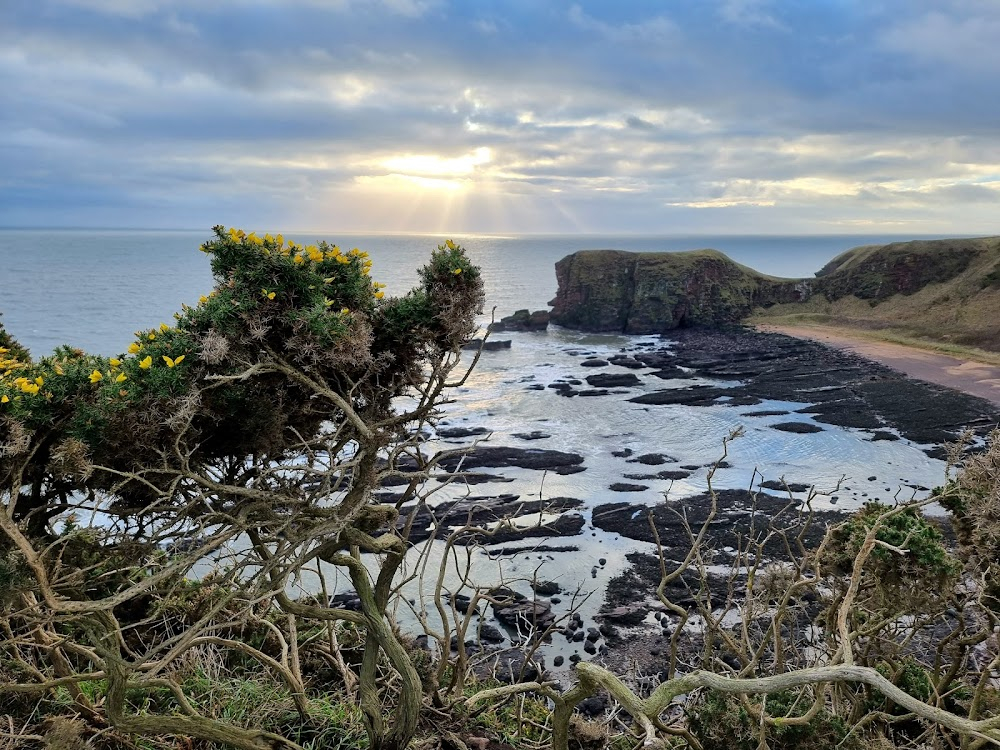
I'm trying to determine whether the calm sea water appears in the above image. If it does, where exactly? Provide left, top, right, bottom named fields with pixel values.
left=0, top=229, right=956, bottom=357
left=0, top=229, right=955, bottom=654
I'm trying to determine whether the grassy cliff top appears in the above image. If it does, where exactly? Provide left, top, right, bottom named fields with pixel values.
left=564, top=248, right=795, bottom=282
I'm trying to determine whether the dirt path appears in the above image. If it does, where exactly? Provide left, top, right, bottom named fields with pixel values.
left=756, top=324, right=1000, bottom=407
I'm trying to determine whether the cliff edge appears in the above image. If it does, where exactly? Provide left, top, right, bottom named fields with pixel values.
left=548, top=237, right=1000, bottom=349
left=548, top=248, right=808, bottom=333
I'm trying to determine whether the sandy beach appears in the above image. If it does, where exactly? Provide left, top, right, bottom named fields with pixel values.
left=757, top=324, right=1000, bottom=408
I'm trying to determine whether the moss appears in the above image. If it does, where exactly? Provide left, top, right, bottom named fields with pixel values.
left=688, top=689, right=860, bottom=750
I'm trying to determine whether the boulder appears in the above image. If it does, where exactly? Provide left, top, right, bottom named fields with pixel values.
left=491, top=309, right=550, bottom=332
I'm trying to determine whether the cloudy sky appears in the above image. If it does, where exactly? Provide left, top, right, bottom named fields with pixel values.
left=2, top=0, right=999, bottom=234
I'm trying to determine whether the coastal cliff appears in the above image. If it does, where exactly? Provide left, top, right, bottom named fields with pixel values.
left=549, top=237, right=1000, bottom=348
left=548, top=249, right=808, bottom=333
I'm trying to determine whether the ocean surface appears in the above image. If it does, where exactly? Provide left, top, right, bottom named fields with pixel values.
left=0, top=229, right=963, bottom=356
left=0, top=229, right=956, bottom=656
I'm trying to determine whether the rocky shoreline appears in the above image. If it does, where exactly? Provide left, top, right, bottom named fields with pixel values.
left=384, top=327, right=999, bottom=680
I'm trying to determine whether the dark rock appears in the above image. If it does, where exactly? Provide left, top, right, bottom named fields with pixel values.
left=492, top=599, right=555, bottom=633
left=438, top=447, right=584, bottom=473
left=491, top=309, right=550, bottom=332
left=629, top=387, right=729, bottom=406
left=608, top=355, right=647, bottom=369
left=599, top=604, right=647, bottom=626
left=585, top=373, right=641, bottom=388
left=512, top=431, right=551, bottom=441
left=462, top=338, right=512, bottom=351
left=580, top=358, right=609, bottom=368
left=741, top=410, right=790, bottom=417
left=759, top=480, right=811, bottom=493
left=611, top=448, right=634, bottom=458
left=870, top=430, right=900, bottom=441
left=584, top=641, right=597, bottom=655
left=628, top=453, right=675, bottom=466
left=478, top=624, right=506, bottom=643
left=577, top=389, right=610, bottom=397
left=531, top=580, right=561, bottom=597
left=577, top=695, right=606, bottom=717
left=771, top=422, right=823, bottom=434
left=330, top=592, right=362, bottom=611
left=437, top=426, right=491, bottom=439
left=610, top=483, right=648, bottom=492
left=553, top=655, right=565, bottom=667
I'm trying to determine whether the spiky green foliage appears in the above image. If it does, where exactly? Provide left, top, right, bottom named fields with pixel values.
left=0, top=226, right=484, bottom=527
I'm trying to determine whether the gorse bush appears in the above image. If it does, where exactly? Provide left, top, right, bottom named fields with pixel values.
left=0, top=227, right=483, bottom=533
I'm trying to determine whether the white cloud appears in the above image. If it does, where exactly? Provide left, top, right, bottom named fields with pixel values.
left=567, top=5, right=677, bottom=45
left=718, top=0, right=787, bottom=30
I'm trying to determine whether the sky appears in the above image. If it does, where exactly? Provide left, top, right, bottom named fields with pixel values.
left=2, top=0, right=999, bottom=235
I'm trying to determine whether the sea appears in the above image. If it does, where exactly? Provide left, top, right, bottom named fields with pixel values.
left=0, top=229, right=959, bottom=656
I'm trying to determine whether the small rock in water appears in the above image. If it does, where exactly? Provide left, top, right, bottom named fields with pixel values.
left=771, top=422, right=824, bottom=434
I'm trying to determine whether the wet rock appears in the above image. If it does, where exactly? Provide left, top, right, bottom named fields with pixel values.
left=553, top=655, right=565, bottom=667
left=758, top=480, right=811, bottom=493
left=438, top=446, right=585, bottom=473
left=870, top=430, right=900, bottom=441
left=608, top=355, right=647, bottom=369
left=434, top=472, right=515, bottom=485
left=611, top=448, right=634, bottom=458
left=492, top=599, right=555, bottom=633
left=478, top=624, right=506, bottom=643
left=629, top=386, right=729, bottom=406
left=462, top=338, right=512, bottom=351
left=531, top=580, right=562, bottom=597
left=593, top=489, right=842, bottom=553
left=628, top=453, right=675, bottom=465
left=437, top=426, right=491, bottom=439
left=599, top=603, right=647, bottom=626
left=512, top=430, right=551, bottom=441
left=330, top=592, right=362, bottom=611
left=741, top=410, right=790, bottom=417
left=491, top=309, right=550, bottom=332
left=580, top=358, right=609, bottom=368
left=400, top=494, right=584, bottom=544
left=585, top=373, right=641, bottom=388
left=771, top=422, right=823, bottom=434
left=610, top=483, right=648, bottom=492
left=578, top=389, right=610, bottom=397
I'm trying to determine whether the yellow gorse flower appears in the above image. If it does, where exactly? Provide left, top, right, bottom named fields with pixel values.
left=115, top=372, right=127, bottom=383
left=160, top=323, right=170, bottom=333
left=452, top=268, right=463, bottom=275
left=109, top=358, right=121, bottom=367
left=148, top=333, right=156, bottom=341
left=89, top=370, right=103, bottom=384
left=163, top=355, right=184, bottom=368
left=1, top=395, right=8, bottom=404
left=199, top=295, right=209, bottom=304
left=374, top=291, right=385, bottom=299
left=139, top=356, right=153, bottom=370
left=262, top=289, right=276, bottom=300
left=445, top=239, right=456, bottom=250
left=128, top=342, right=142, bottom=354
